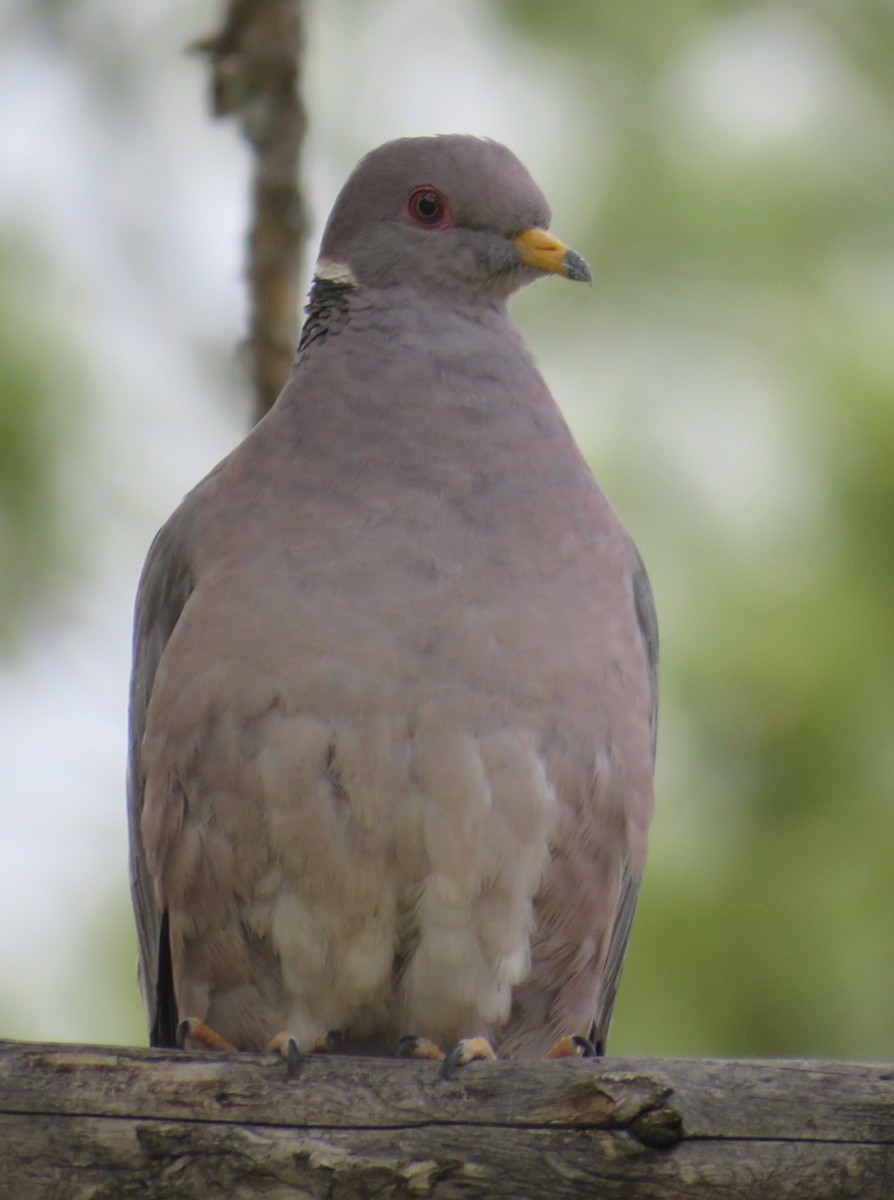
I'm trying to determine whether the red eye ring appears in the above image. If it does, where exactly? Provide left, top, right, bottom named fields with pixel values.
left=404, top=186, right=453, bottom=229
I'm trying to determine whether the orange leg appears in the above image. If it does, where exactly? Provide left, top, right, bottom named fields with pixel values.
left=398, top=1030, right=598, bottom=1078
left=175, top=1019, right=329, bottom=1080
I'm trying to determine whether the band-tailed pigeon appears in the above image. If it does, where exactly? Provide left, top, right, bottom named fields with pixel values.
left=128, top=134, right=657, bottom=1066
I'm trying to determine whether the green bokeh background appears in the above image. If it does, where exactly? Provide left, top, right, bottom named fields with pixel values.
left=2, top=0, right=892, bottom=1058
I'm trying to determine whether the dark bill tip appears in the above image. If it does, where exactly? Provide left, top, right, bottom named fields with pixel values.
left=513, top=227, right=593, bottom=285
left=563, top=249, right=593, bottom=285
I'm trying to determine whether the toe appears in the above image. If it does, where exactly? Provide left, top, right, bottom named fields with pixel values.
left=176, top=1018, right=238, bottom=1053
left=543, top=1034, right=597, bottom=1060
left=395, top=1035, right=446, bottom=1062
left=441, top=1036, right=496, bottom=1080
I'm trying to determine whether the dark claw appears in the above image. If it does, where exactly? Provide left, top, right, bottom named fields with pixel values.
left=395, top=1035, right=421, bottom=1058
left=440, top=1045, right=463, bottom=1081
left=572, top=1035, right=597, bottom=1058
left=284, top=1036, right=302, bottom=1080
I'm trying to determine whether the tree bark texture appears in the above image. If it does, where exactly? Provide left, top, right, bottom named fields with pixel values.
left=1, top=1040, right=892, bottom=1198
left=192, top=0, right=308, bottom=424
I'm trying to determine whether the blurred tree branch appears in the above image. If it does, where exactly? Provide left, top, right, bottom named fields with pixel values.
left=191, top=0, right=307, bottom=424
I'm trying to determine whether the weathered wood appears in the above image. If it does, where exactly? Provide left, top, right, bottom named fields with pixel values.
left=1, top=1040, right=891, bottom=1198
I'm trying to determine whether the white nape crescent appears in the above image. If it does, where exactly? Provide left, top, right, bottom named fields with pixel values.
left=314, top=258, right=359, bottom=287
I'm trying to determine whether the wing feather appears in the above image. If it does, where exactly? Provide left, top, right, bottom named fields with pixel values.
left=126, top=507, right=194, bottom=1045
left=592, top=540, right=658, bottom=1049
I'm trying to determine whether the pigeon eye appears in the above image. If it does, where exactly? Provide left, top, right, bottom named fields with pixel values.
left=406, top=186, right=448, bottom=227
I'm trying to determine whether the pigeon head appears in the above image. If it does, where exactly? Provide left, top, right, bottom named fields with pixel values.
left=316, top=135, right=592, bottom=302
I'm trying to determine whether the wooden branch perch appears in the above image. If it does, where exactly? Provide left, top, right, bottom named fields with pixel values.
left=1, top=1040, right=891, bottom=1198
left=191, top=0, right=308, bottom=424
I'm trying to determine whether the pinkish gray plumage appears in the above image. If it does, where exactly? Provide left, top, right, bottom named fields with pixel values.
left=127, top=134, right=657, bottom=1059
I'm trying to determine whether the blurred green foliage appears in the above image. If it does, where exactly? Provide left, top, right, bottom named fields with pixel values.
left=0, top=237, right=78, bottom=647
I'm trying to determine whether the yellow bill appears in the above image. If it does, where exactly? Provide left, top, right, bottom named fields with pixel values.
left=513, top=227, right=592, bottom=284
